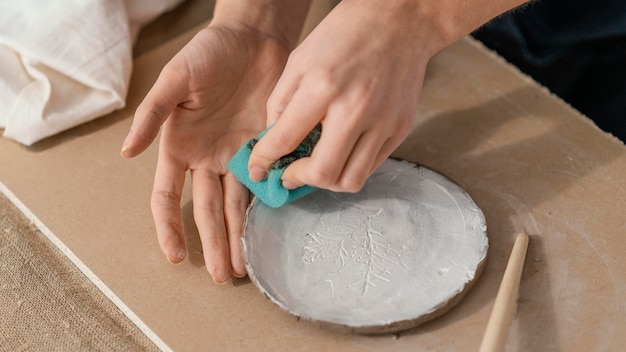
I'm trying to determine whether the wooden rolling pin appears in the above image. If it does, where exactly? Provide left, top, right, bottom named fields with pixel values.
left=480, top=232, right=529, bottom=352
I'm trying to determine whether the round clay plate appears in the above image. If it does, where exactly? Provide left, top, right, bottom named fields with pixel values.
left=242, top=159, right=488, bottom=334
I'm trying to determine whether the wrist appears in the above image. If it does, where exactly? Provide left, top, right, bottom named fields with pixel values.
left=353, top=0, right=530, bottom=56
left=211, top=0, right=312, bottom=49
left=421, top=0, right=530, bottom=49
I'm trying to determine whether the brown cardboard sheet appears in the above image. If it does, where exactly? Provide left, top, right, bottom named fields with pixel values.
left=0, top=25, right=625, bottom=351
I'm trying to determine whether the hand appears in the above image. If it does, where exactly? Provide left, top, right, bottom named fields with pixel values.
left=247, top=0, right=440, bottom=193
left=121, top=24, right=290, bottom=283
left=247, top=0, right=530, bottom=192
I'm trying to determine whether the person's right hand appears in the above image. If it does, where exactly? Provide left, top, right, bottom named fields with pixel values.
left=246, top=0, right=531, bottom=194
left=121, top=24, right=291, bottom=284
left=246, top=0, right=433, bottom=194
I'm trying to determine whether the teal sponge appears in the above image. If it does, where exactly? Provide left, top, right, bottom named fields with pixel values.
left=227, top=124, right=321, bottom=208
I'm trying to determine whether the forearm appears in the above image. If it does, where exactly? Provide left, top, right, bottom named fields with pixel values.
left=212, top=0, right=312, bottom=49
left=347, top=0, right=530, bottom=58
left=427, top=0, right=531, bottom=48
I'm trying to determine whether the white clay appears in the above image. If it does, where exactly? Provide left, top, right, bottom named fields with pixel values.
left=242, top=159, right=488, bottom=333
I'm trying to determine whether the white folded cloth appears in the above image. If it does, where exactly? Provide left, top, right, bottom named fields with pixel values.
left=0, top=0, right=184, bottom=146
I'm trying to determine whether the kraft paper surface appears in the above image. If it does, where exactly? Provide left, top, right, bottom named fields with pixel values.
left=0, top=24, right=624, bottom=351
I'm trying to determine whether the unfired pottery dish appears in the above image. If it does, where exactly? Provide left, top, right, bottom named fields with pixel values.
left=242, top=159, right=488, bottom=334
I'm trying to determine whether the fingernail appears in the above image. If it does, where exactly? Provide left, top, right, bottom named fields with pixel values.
left=120, top=130, right=132, bottom=157
left=282, top=180, right=297, bottom=190
left=120, top=135, right=132, bottom=157
left=167, top=249, right=186, bottom=264
left=233, top=272, right=247, bottom=279
left=213, top=275, right=232, bottom=285
left=249, top=166, right=268, bottom=182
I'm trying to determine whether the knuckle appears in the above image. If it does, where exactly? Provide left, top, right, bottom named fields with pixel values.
left=151, top=190, right=180, bottom=211
left=341, top=176, right=366, bottom=193
left=160, top=63, right=185, bottom=83
left=135, top=97, right=166, bottom=121
left=287, top=48, right=305, bottom=64
left=330, top=86, right=374, bottom=128
left=224, top=197, right=249, bottom=214
left=339, top=105, right=363, bottom=130
left=148, top=104, right=168, bottom=120
left=308, top=168, right=337, bottom=188
left=307, top=70, right=338, bottom=97
left=266, top=95, right=282, bottom=116
left=352, top=85, right=375, bottom=105
left=194, top=198, right=224, bottom=215
left=398, top=112, right=414, bottom=131
left=349, top=87, right=375, bottom=115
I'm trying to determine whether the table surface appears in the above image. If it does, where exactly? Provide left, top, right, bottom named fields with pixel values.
left=1, top=1, right=625, bottom=351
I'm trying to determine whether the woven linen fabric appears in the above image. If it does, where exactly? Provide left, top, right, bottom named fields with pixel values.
left=0, top=0, right=183, bottom=146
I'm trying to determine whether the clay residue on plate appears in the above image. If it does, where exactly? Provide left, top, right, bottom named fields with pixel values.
left=242, top=159, right=488, bottom=333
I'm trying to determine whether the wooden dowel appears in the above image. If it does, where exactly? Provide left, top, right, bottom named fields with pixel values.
left=479, top=232, right=529, bottom=352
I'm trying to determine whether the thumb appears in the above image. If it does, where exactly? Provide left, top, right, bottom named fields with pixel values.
left=121, top=66, right=187, bottom=158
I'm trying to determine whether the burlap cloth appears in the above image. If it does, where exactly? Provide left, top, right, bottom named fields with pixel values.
left=0, top=193, right=159, bottom=351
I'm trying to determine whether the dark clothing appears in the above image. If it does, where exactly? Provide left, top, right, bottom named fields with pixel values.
left=473, top=0, right=626, bottom=141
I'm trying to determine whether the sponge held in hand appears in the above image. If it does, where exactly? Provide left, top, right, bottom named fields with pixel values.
left=227, top=124, right=321, bottom=208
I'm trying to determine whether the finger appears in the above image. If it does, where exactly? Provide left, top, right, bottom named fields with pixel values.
left=265, top=61, right=301, bottom=125
left=333, top=124, right=410, bottom=191
left=334, top=132, right=389, bottom=192
left=191, top=168, right=231, bottom=284
left=285, top=99, right=367, bottom=189
left=370, top=134, right=405, bottom=174
left=249, top=70, right=338, bottom=181
left=222, top=172, right=250, bottom=278
left=345, top=130, right=409, bottom=186
left=121, top=65, right=187, bottom=158
left=151, top=147, right=187, bottom=264
left=282, top=135, right=401, bottom=193
left=278, top=85, right=374, bottom=190
left=281, top=130, right=376, bottom=193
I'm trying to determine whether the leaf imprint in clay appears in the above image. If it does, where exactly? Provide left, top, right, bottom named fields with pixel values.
left=242, top=158, right=488, bottom=334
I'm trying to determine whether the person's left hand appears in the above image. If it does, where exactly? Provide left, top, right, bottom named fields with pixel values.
left=121, top=24, right=290, bottom=283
